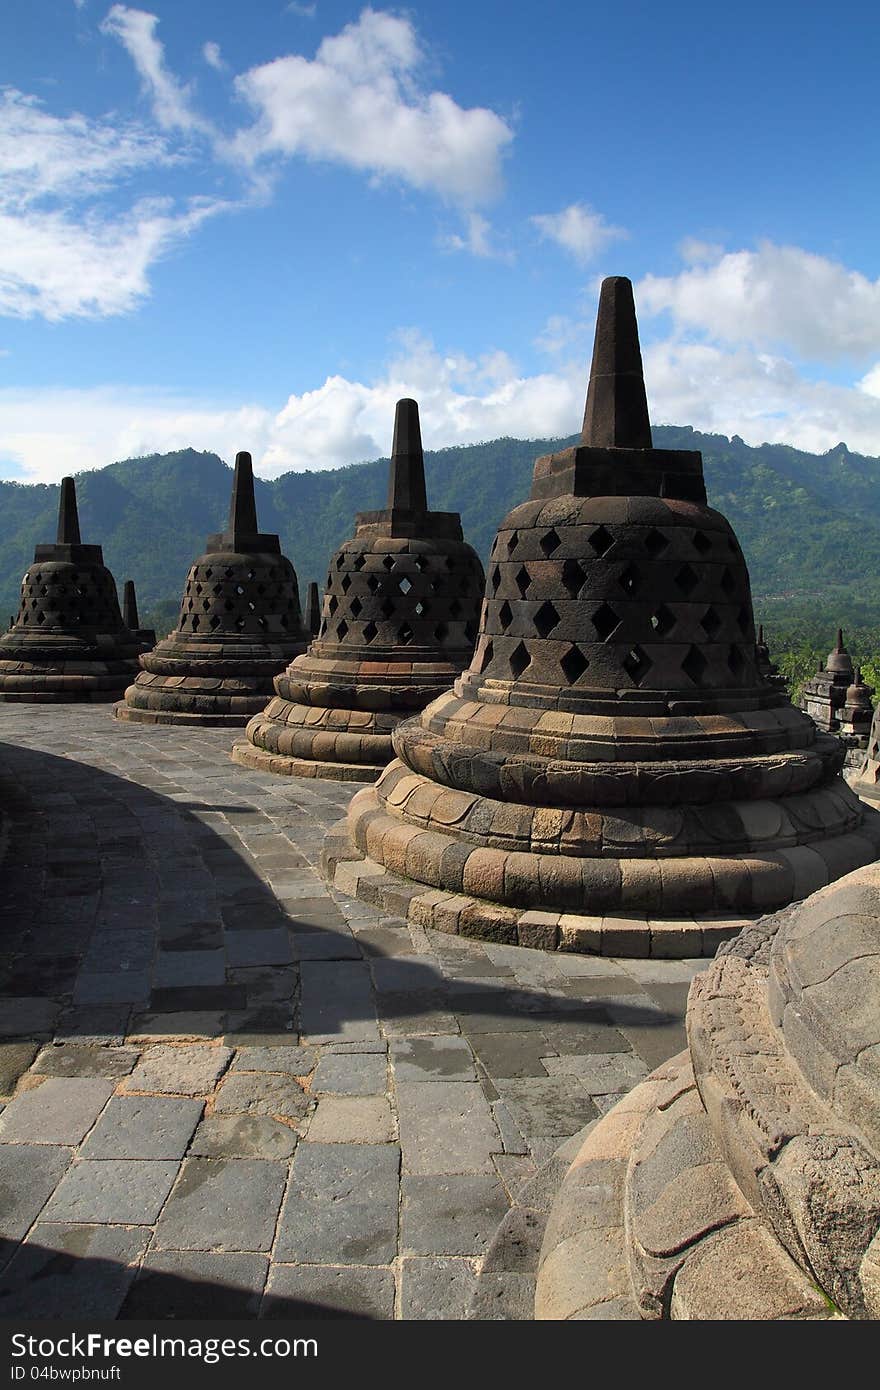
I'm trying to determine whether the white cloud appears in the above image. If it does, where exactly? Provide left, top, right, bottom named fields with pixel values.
left=440, top=212, right=513, bottom=262
left=202, top=41, right=227, bottom=73
left=285, top=2, right=317, bottom=16
left=638, top=242, right=880, bottom=362
left=230, top=8, right=513, bottom=204
left=531, top=203, right=627, bottom=264
left=100, top=5, right=213, bottom=135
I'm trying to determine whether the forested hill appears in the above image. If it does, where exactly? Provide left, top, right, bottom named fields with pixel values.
left=2, top=426, right=880, bottom=639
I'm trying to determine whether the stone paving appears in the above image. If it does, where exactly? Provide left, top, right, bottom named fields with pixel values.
left=0, top=705, right=705, bottom=1320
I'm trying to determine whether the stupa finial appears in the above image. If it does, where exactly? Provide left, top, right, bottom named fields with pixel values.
left=581, top=277, right=653, bottom=450
left=305, top=581, right=321, bottom=638
left=227, top=452, right=259, bottom=538
left=57, top=476, right=82, bottom=546
left=123, top=580, right=139, bottom=630
left=387, top=399, right=428, bottom=513
left=837, top=628, right=845, bottom=650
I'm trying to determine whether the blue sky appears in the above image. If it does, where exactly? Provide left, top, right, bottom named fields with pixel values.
left=2, top=0, right=879, bottom=482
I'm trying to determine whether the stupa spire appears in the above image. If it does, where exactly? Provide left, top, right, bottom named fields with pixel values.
left=123, top=580, right=139, bottom=630
left=305, top=581, right=321, bottom=638
left=226, top=452, right=259, bottom=539
left=387, top=399, right=428, bottom=513
left=581, top=276, right=653, bottom=450
left=57, top=477, right=82, bottom=545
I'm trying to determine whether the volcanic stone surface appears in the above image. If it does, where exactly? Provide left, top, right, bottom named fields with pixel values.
left=0, top=477, right=142, bottom=703
left=232, top=399, right=484, bottom=781
left=325, top=278, right=880, bottom=956
left=115, top=453, right=307, bottom=727
left=534, top=863, right=880, bottom=1319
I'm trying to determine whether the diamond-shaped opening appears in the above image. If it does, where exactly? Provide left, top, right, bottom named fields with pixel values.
left=445, top=556, right=455, bottom=570
left=350, top=596, right=362, bottom=618
left=224, top=599, right=234, bottom=612
left=363, top=620, right=378, bottom=643
left=675, top=563, right=699, bottom=595
left=236, top=616, right=246, bottom=630
left=506, top=530, right=519, bottom=554
left=700, top=605, right=722, bottom=638
left=692, top=530, right=712, bottom=554
left=644, top=528, right=669, bottom=558
left=341, top=574, right=352, bottom=593
left=204, top=568, right=213, bottom=578
left=415, top=600, right=427, bottom=616
left=414, top=555, right=429, bottom=572
left=399, top=576, right=412, bottom=594
left=465, top=620, right=476, bottom=642
left=398, top=621, right=414, bottom=645
left=720, top=567, right=736, bottom=595
left=380, top=598, right=395, bottom=619
left=618, top=562, right=640, bottom=596
left=561, top=559, right=585, bottom=599
left=593, top=601, right=620, bottom=641
left=367, top=575, right=380, bottom=593
left=190, top=614, right=200, bottom=631
left=534, top=601, right=560, bottom=638
left=515, top=565, right=531, bottom=598
left=623, top=645, right=653, bottom=685
left=478, top=638, right=494, bottom=672
left=682, top=645, right=708, bottom=686
left=491, top=565, right=502, bottom=593
left=540, top=528, right=561, bottom=556
left=236, top=584, right=245, bottom=595
left=336, top=619, right=349, bottom=639
left=650, top=604, right=676, bottom=636
left=382, top=555, right=396, bottom=571
left=728, top=645, right=745, bottom=676
left=328, top=595, right=338, bottom=615
left=209, top=615, right=221, bottom=630
left=434, top=622, right=448, bottom=642
left=449, top=599, right=463, bottom=619
left=560, top=644, right=588, bottom=684
left=353, top=554, right=366, bottom=570
left=498, top=601, right=513, bottom=630
left=509, top=640, right=531, bottom=679
left=588, top=525, right=613, bottom=557
left=336, top=554, right=345, bottom=568
left=737, top=606, right=750, bottom=634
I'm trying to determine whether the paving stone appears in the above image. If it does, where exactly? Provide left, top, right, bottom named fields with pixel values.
left=490, top=1099, right=529, bottom=1154
left=0, top=1041, right=38, bottom=1095
left=127, top=1012, right=226, bottom=1042
left=539, top=1018, right=632, bottom=1055
left=74, top=972, right=151, bottom=1006
left=124, top=1044, right=233, bottom=1095
left=391, top=1036, right=475, bottom=1083
left=231, top=1046, right=316, bottom=1074
left=307, top=1096, right=394, bottom=1143
left=0, top=1224, right=149, bottom=1319
left=290, top=931, right=362, bottom=960
left=0, top=1144, right=73, bottom=1240
left=154, top=1158, right=287, bottom=1252
left=312, top=1051, right=387, bottom=1094
left=275, top=1143, right=400, bottom=1264
left=0, top=1077, right=113, bottom=1143
left=80, top=1095, right=203, bottom=1160
left=31, top=1044, right=139, bottom=1080
left=468, top=1270, right=536, bottom=1320
left=396, top=1081, right=499, bottom=1175
left=542, top=1052, right=650, bottom=1093
left=153, top=951, right=227, bottom=988
left=228, top=966, right=298, bottom=1003
left=495, top=1077, right=598, bottom=1140
left=120, top=1251, right=268, bottom=1319
left=189, top=1114, right=298, bottom=1159
left=400, top=1256, right=478, bottom=1320
left=0, top=998, right=58, bottom=1036
left=401, top=1174, right=509, bottom=1256
left=602, top=995, right=689, bottom=1069
left=53, top=1006, right=131, bottom=1046
left=481, top=1205, right=546, bottom=1272
left=466, top=1031, right=556, bottom=1078
left=214, top=1071, right=310, bottom=1121
left=43, top=1159, right=178, bottom=1224
left=226, top=931, right=294, bottom=968
left=262, top=1264, right=395, bottom=1320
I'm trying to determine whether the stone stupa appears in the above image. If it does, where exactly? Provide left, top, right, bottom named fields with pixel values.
left=122, top=580, right=156, bottom=650
left=0, top=477, right=141, bottom=702
left=115, top=452, right=308, bottom=726
left=800, top=629, right=855, bottom=734
left=232, top=399, right=484, bottom=780
left=325, top=278, right=880, bottom=956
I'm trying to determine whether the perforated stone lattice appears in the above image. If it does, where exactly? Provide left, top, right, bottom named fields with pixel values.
left=476, top=515, right=757, bottom=690
left=176, top=556, right=302, bottom=637
left=15, top=564, right=124, bottom=632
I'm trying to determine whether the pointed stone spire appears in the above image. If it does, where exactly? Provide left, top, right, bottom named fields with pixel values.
left=123, top=580, right=139, bottom=631
left=581, top=277, right=653, bottom=450
left=305, top=581, right=321, bottom=638
left=57, top=476, right=82, bottom=545
left=227, top=451, right=259, bottom=538
left=837, top=628, right=845, bottom=651
left=758, top=624, right=765, bottom=645
left=387, top=399, right=428, bottom=513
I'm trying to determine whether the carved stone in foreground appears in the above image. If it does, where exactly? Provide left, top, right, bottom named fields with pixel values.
left=535, top=863, right=880, bottom=1318
left=0, top=477, right=141, bottom=703
left=115, top=452, right=307, bottom=726
left=324, top=277, right=880, bottom=955
left=232, top=399, right=484, bottom=780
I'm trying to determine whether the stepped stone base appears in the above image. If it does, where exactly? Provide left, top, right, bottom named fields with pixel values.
left=0, top=661, right=139, bottom=703
left=231, top=739, right=379, bottom=782
left=237, top=693, right=400, bottom=780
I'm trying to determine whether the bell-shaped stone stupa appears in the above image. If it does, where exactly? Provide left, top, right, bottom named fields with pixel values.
left=0, top=477, right=141, bottom=702
left=232, top=399, right=484, bottom=780
left=115, top=452, right=307, bottom=726
left=326, top=278, right=880, bottom=956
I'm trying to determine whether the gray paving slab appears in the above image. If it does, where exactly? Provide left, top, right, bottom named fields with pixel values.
left=0, top=1041, right=39, bottom=1096
left=0, top=1224, right=149, bottom=1319
left=396, top=1081, right=499, bottom=1175
left=31, top=1044, right=140, bottom=1079
left=401, top=1174, right=509, bottom=1257
left=312, top=1051, right=387, bottom=1094
left=400, top=1256, right=479, bottom=1320
left=231, top=1046, right=316, bottom=1074
left=0, top=1144, right=73, bottom=1241
left=123, top=1044, right=232, bottom=1095
left=42, top=1159, right=179, bottom=1224
left=214, top=1071, right=310, bottom=1121
left=80, top=1095, right=203, bottom=1159
left=120, top=1251, right=268, bottom=1319
left=307, top=1095, right=394, bottom=1143
left=0, top=1077, right=113, bottom=1144
left=154, top=1157, right=287, bottom=1252
left=390, top=1035, right=475, bottom=1082
left=494, top=1076, right=598, bottom=1140
left=262, top=1264, right=395, bottom=1319
left=275, top=1143, right=400, bottom=1265
left=189, top=1114, right=298, bottom=1159
left=299, top=961, right=379, bottom=1042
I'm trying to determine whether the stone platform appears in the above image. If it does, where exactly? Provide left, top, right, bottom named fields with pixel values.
left=0, top=705, right=700, bottom=1320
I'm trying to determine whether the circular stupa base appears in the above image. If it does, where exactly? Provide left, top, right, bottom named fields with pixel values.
left=113, top=699, right=264, bottom=729
left=0, top=666, right=137, bottom=703
left=231, top=739, right=381, bottom=782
